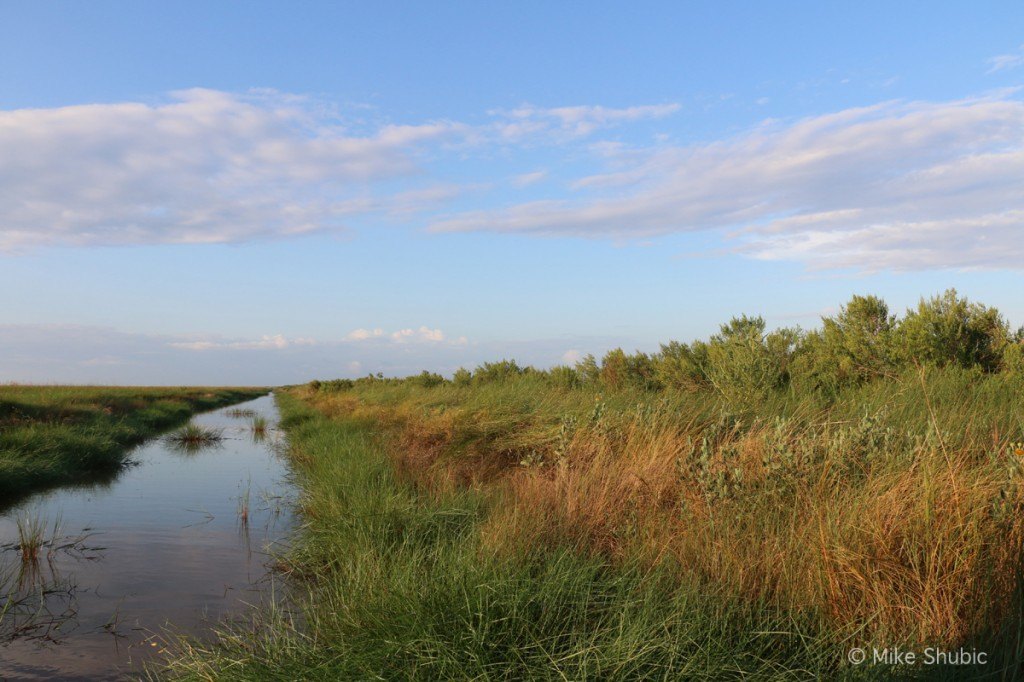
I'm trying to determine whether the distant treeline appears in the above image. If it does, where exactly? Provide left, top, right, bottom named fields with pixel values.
left=313, top=289, right=1024, bottom=399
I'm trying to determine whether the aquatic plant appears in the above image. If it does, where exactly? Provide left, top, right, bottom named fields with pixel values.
left=167, top=424, right=224, bottom=451
left=227, top=408, right=258, bottom=419
left=250, top=416, right=268, bottom=437
left=12, top=511, right=64, bottom=562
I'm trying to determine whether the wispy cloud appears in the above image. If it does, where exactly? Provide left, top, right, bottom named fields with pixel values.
left=490, top=103, right=681, bottom=140
left=0, top=91, right=681, bottom=251
left=0, top=89, right=462, bottom=250
left=988, top=45, right=1024, bottom=73
left=0, top=324, right=617, bottom=384
left=432, top=93, right=1024, bottom=271
left=512, top=170, right=549, bottom=187
left=170, top=334, right=316, bottom=351
left=344, top=326, right=467, bottom=345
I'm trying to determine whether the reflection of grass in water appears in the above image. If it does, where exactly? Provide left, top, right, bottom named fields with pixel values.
left=15, top=510, right=63, bottom=563
left=1, top=511, right=92, bottom=643
left=237, top=477, right=252, bottom=525
left=16, top=514, right=46, bottom=562
left=250, top=416, right=268, bottom=438
left=167, top=424, right=224, bottom=453
left=227, top=408, right=258, bottom=419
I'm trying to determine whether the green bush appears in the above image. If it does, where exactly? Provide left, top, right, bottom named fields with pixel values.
left=412, top=370, right=446, bottom=388
left=702, top=316, right=797, bottom=403
left=896, top=289, right=1010, bottom=371
left=545, top=365, right=580, bottom=389
left=793, top=295, right=897, bottom=393
left=473, top=360, right=527, bottom=384
left=654, top=340, right=708, bottom=391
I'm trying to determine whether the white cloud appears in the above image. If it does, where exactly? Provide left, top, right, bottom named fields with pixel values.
left=492, top=103, right=681, bottom=139
left=0, top=91, right=684, bottom=251
left=0, top=89, right=461, bottom=250
left=170, top=334, right=316, bottom=351
left=391, top=326, right=445, bottom=342
left=344, top=328, right=384, bottom=341
left=513, top=170, right=548, bottom=187
left=561, top=349, right=582, bottom=364
left=432, top=93, right=1024, bottom=271
left=345, top=326, right=448, bottom=344
left=988, top=45, right=1024, bottom=73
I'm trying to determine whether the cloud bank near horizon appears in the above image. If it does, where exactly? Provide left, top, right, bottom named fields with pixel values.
left=2, top=89, right=1024, bottom=271
left=0, top=324, right=616, bottom=386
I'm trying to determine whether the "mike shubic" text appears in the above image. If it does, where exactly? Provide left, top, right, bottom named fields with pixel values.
left=872, top=647, right=987, bottom=666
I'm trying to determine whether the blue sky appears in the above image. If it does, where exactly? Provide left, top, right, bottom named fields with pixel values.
left=1, top=1, right=1023, bottom=385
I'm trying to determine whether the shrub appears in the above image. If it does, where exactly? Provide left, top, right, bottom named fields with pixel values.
left=473, top=360, right=526, bottom=384
left=411, top=370, right=446, bottom=388
left=655, top=340, right=708, bottom=391
left=896, top=289, right=1011, bottom=372
left=703, top=316, right=797, bottom=403
left=546, top=365, right=580, bottom=389
left=599, top=349, right=660, bottom=391
left=574, top=354, right=601, bottom=385
left=793, top=295, right=897, bottom=393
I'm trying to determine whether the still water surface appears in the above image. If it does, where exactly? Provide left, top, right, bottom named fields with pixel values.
left=0, top=393, right=294, bottom=680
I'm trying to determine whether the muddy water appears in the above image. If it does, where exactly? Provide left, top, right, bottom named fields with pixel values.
left=0, top=393, right=294, bottom=680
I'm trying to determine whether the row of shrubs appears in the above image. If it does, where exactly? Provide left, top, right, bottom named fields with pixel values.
left=310, top=290, right=1024, bottom=401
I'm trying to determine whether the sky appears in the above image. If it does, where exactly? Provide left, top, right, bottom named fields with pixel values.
left=1, top=1, right=1023, bottom=385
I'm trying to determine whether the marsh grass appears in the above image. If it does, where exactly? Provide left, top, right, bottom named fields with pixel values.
left=227, top=408, right=258, bottom=419
left=249, top=416, right=268, bottom=438
left=0, top=386, right=266, bottom=502
left=166, top=424, right=225, bottom=452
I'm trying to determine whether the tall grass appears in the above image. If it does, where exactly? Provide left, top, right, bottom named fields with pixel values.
left=154, top=353, right=1024, bottom=679
left=159, top=395, right=849, bottom=680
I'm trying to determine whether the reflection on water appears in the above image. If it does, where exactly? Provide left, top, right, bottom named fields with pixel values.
left=0, top=393, right=294, bottom=680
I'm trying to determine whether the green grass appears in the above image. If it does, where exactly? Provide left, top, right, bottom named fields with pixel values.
left=0, top=385, right=265, bottom=502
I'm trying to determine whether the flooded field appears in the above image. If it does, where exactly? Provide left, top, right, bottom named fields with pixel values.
left=0, top=393, right=294, bottom=680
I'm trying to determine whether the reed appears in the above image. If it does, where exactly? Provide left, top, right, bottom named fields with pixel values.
left=227, top=408, right=258, bottom=419
left=166, top=424, right=224, bottom=450
left=249, top=416, right=268, bottom=437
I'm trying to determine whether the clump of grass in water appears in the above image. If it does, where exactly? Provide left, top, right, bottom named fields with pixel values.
left=15, top=512, right=62, bottom=563
left=250, top=416, right=268, bottom=437
left=227, top=408, right=258, bottom=419
left=167, top=424, right=223, bottom=452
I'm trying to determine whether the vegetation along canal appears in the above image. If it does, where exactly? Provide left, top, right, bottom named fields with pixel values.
left=0, top=393, right=294, bottom=680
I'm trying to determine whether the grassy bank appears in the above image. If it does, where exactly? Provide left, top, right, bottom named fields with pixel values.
left=0, top=385, right=266, bottom=502
left=160, top=394, right=846, bottom=680
left=161, top=367, right=1024, bottom=679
